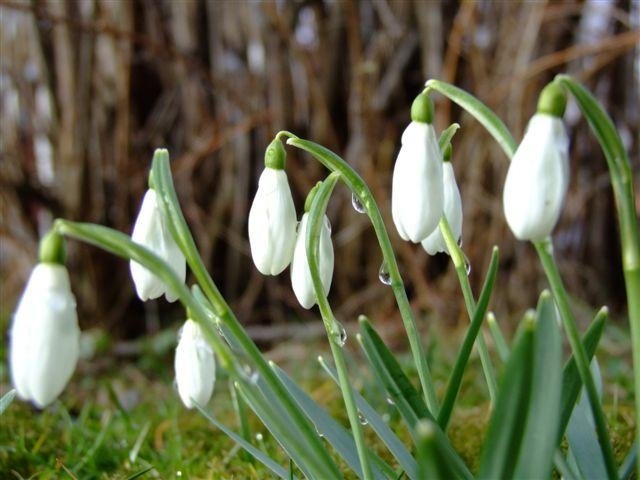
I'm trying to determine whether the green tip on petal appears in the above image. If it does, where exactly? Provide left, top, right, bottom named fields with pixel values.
left=304, top=181, right=323, bottom=213
left=537, top=82, right=567, bottom=118
left=443, top=144, right=452, bottom=162
left=411, top=92, right=434, bottom=124
left=264, top=138, right=287, bottom=170
left=39, top=230, right=66, bottom=265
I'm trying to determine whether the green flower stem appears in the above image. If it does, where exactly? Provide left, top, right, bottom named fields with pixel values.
left=555, top=75, right=640, bottom=475
left=283, top=134, right=439, bottom=415
left=52, top=220, right=235, bottom=370
left=306, top=172, right=373, bottom=480
left=439, top=218, right=498, bottom=404
left=150, top=152, right=342, bottom=479
left=426, top=78, right=618, bottom=477
left=535, top=239, right=618, bottom=480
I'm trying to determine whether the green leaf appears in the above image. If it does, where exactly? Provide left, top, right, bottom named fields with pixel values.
left=486, top=312, right=509, bottom=363
left=195, top=403, right=294, bottom=479
left=126, top=467, right=154, bottom=480
left=425, top=79, right=517, bottom=158
left=619, top=440, right=637, bottom=480
left=318, top=357, right=419, bottom=480
left=478, top=311, right=536, bottom=479
left=358, top=315, right=433, bottom=432
left=567, top=360, right=608, bottom=480
left=0, top=389, right=17, bottom=415
left=416, top=420, right=465, bottom=480
left=512, top=291, right=563, bottom=479
left=437, top=246, right=499, bottom=429
left=558, top=308, right=607, bottom=443
left=437, top=123, right=460, bottom=152
left=272, top=363, right=393, bottom=480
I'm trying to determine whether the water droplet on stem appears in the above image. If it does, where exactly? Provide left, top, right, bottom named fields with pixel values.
left=378, top=262, right=392, bottom=285
left=358, top=411, right=368, bottom=425
left=331, top=321, right=347, bottom=347
left=463, top=253, right=471, bottom=276
left=351, top=193, right=366, bottom=214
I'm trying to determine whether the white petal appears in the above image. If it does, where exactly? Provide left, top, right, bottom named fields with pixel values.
left=10, top=264, right=80, bottom=407
left=421, top=162, right=463, bottom=255
left=248, top=168, right=297, bottom=275
left=175, top=320, right=215, bottom=409
left=392, top=122, right=444, bottom=243
left=503, top=114, right=569, bottom=241
left=291, top=214, right=334, bottom=309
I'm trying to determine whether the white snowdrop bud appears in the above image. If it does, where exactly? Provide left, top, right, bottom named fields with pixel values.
left=248, top=139, right=297, bottom=275
left=392, top=93, right=444, bottom=243
left=291, top=212, right=334, bottom=309
left=422, top=157, right=463, bottom=255
left=175, top=319, right=216, bottom=409
left=503, top=84, right=569, bottom=241
left=10, top=261, right=80, bottom=408
left=130, top=188, right=186, bottom=302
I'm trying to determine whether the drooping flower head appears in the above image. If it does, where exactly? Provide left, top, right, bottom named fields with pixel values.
left=291, top=182, right=335, bottom=309
left=175, top=318, right=216, bottom=409
left=422, top=145, right=463, bottom=255
left=392, top=92, right=444, bottom=243
left=130, top=183, right=186, bottom=302
left=10, top=231, right=81, bottom=408
left=248, top=138, right=298, bottom=275
left=503, top=83, right=569, bottom=241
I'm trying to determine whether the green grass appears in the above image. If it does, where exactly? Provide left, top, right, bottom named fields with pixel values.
left=1, top=321, right=635, bottom=479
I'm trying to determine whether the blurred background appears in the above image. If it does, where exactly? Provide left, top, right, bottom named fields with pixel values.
left=1, top=0, right=639, bottom=343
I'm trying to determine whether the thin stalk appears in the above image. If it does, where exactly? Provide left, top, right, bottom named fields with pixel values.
left=150, top=152, right=342, bottom=479
left=284, top=134, right=439, bottom=415
left=535, top=239, right=618, bottom=480
left=306, top=173, right=373, bottom=480
left=486, top=313, right=510, bottom=364
left=439, top=217, right=497, bottom=404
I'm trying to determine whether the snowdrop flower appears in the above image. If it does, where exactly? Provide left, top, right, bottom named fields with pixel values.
left=422, top=147, right=463, bottom=255
left=503, top=83, right=569, bottom=241
left=175, top=319, right=215, bottom=409
left=392, top=93, right=444, bottom=243
left=291, top=184, right=334, bottom=308
left=130, top=188, right=186, bottom=302
left=248, top=139, right=297, bottom=275
left=10, top=232, right=80, bottom=408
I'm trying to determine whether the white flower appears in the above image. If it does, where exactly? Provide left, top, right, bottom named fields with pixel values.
left=291, top=213, right=334, bottom=309
left=248, top=168, right=297, bottom=275
left=10, top=263, right=80, bottom=408
left=130, top=189, right=186, bottom=302
left=175, top=319, right=215, bottom=409
left=392, top=122, right=444, bottom=243
left=422, top=162, right=463, bottom=255
left=503, top=113, right=569, bottom=241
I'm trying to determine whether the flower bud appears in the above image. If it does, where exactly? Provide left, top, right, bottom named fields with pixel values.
left=391, top=113, right=444, bottom=243
left=10, top=263, right=80, bottom=408
left=503, top=112, right=569, bottom=241
left=421, top=161, right=463, bottom=255
left=174, top=319, right=216, bottom=409
left=130, top=188, right=186, bottom=302
left=248, top=167, right=297, bottom=275
left=291, top=213, right=334, bottom=309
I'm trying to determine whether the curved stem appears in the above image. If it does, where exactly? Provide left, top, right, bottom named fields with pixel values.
left=285, top=136, right=439, bottom=415
left=439, top=217, right=497, bottom=404
left=306, top=172, right=373, bottom=480
left=150, top=151, right=342, bottom=479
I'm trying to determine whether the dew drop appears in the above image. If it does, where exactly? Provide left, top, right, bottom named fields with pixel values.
left=351, top=193, right=366, bottom=214
left=255, top=432, right=264, bottom=442
left=457, top=237, right=463, bottom=248
left=386, top=397, right=395, bottom=406
left=378, top=262, right=392, bottom=286
left=463, top=253, right=471, bottom=276
left=358, top=411, right=368, bottom=425
left=315, top=425, right=325, bottom=438
left=176, top=471, right=182, bottom=477
left=331, top=321, right=347, bottom=347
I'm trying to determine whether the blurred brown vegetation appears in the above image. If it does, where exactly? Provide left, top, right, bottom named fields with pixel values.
left=1, top=0, right=638, bottom=340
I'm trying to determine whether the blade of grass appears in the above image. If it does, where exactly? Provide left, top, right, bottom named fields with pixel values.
left=0, top=389, right=17, bottom=415
left=513, top=291, right=563, bottom=479
left=478, top=311, right=536, bottom=479
left=318, top=356, right=419, bottom=480
left=437, top=246, right=499, bottom=429
left=231, top=380, right=253, bottom=462
left=195, top=403, right=294, bottom=480
left=486, top=312, right=509, bottom=363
